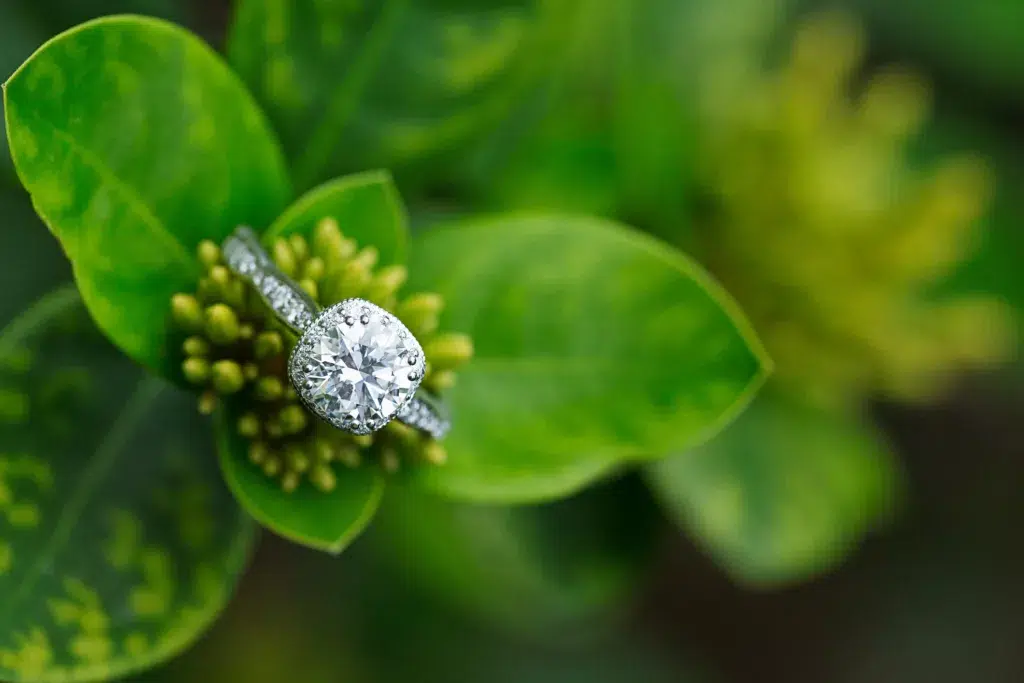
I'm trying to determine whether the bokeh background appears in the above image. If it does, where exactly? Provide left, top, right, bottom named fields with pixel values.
left=2, top=0, right=1021, bottom=681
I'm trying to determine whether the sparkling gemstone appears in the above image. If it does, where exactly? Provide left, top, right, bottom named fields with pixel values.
left=299, top=304, right=421, bottom=432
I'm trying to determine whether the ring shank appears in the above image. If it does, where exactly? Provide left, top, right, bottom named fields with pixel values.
left=223, top=226, right=450, bottom=439
left=398, top=394, right=451, bottom=440
left=223, top=227, right=318, bottom=334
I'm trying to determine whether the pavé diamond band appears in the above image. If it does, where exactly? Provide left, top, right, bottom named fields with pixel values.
left=223, top=226, right=450, bottom=439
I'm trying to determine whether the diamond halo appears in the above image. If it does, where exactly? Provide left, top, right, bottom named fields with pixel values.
left=288, top=299, right=427, bottom=435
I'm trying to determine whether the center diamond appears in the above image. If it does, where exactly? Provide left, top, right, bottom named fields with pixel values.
left=290, top=300, right=425, bottom=434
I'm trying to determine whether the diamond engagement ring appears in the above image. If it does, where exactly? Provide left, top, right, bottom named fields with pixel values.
left=222, top=226, right=450, bottom=439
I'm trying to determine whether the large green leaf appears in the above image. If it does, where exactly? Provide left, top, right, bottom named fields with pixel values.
left=216, top=412, right=384, bottom=554
left=371, top=475, right=658, bottom=638
left=3, top=15, right=292, bottom=380
left=0, top=287, right=256, bottom=683
left=406, top=215, right=771, bottom=502
left=262, top=169, right=409, bottom=269
left=227, top=0, right=553, bottom=191
left=646, top=390, right=900, bottom=587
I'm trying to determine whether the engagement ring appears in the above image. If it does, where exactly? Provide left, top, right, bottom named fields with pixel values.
left=223, top=226, right=450, bottom=439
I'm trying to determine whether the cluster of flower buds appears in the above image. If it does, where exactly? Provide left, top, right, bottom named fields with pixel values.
left=696, top=10, right=1014, bottom=408
left=170, top=218, right=473, bottom=492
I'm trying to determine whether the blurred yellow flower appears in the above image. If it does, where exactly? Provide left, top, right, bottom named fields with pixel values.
left=696, top=10, right=1014, bottom=408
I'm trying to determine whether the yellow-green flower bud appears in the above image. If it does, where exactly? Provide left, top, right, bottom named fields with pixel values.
left=300, top=278, right=319, bottom=301
left=326, top=258, right=371, bottom=301
left=281, top=471, right=300, bottom=493
left=381, top=447, right=400, bottom=473
left=289, top=234, right=309, bottom=263
left=426, top=370, right=456, bottom=393
left=302, top=256, right=326, bottom=282
left=384, top=420, right=418, bottom=445
left=243, top=363, right=260, bottom=381
left=366, top=265, right=408, bottom=305
left=237, top=413, right=261, bottom=439
left=197, top=391, right=217, bottom=415
left=208, top=265, right=232, bottom=292
left=312, top=438, right=335, bottom=462
left=354, top=246, right=379, bottom=271
left=248, top=441, right=269, bottom=464
left=272, top=238, right=297, bottom=277
left=171, top=294, right=204, bottom=333
left=860, top=69, right=929, bottom=141
left=313, top=217, right=344, bottom=259
left=205, top=304, right=240, bottom=345
left=423, top=441, right=448, bottom=466
left=398, top=293, right=444, bottom=337
left=336, top=444, right=361, bottom=468
left=426, top=333, right=474, bottom=370
left=254, top=331, right=284, bottom=359
left=278, top=404, right=308, bottom=435
left=181, top=358, right=209, bottom=385
left=182, top=336, right=209, bottom=357
left=255, top=377, right=284, bottom=401
left=285, top=444, right=310, bottom=473
left=310, top=464, right=337, bottom=492
left=262, top=455, right=282, bottom=477
left=211, top=360, right=245, bottom=394
left=197, top=240, right=221, bottom=269
left=225, top=279, right=247, bottom=310
left=265, top=419, right=284, bottom=439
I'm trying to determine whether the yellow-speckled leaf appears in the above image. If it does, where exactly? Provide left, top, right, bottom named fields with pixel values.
left=406, top=215, right=771, bottom=502
left=646, top=390, right=901, bottom=587
left=0, top=287, right=256, bottom=683
left=3, top=16, right=292, bottom=381
left=228, top=0, right=553, bottom=190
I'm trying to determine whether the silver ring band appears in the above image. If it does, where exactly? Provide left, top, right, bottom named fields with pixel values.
left=223, top=227, right=450, bottom=439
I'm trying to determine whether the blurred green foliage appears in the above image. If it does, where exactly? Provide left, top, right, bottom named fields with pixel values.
left=648, top=390, right=898, bottom=586
left=833, top=0, right=1024, bottom=106
left=0, top=0, right=1022, bottom=680
left=372, top=475, right=660, bottom=638
left=228, top=0, right=558, bottom=192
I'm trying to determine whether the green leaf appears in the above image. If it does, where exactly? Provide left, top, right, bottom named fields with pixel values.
left=371, top=475, right=658, bottom=638
left=3, top=15, right=292, bottom=380
left=646, top=390, right=900, bottom=587
left=227, top=0, right=552, bottom=190
left=0, top=287, right=256, bottom=683
left=406, top=214, right=771, bottom=503
left=216, top=409, right=384, bottom=554
left=263, top=169, right=409, bottom=268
